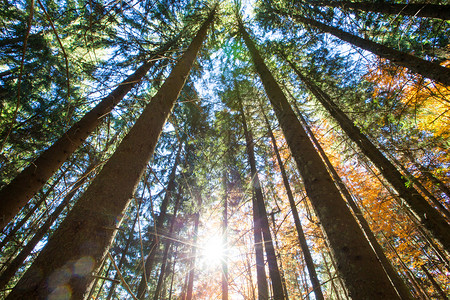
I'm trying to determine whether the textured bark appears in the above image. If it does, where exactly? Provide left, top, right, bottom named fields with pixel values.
left=0, top=161, right=70, bottom=250
left=239, top=22, right=400, bottom=299
left=0, top=161, right=97, bottom=290
left=136, top=144, right=182, bottom=299
left=261, top=109, right=324, bottom=300
left=291, top=14, right=450, bottom=86
left=5, top=10, right=215, bottom=299
left=239, top=100, right=285, bottom=300
left=0, top=39, right=177, bottom=231
left=293, top=106, right=415, bottom=300
left=288, top=62, right=450, bottom=252
left=315, top=1, right=450, bottom=20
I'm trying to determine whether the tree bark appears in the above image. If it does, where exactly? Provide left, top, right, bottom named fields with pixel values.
left=238, top=21, right=400, bottom=299
left=0, top=38, right=177, bottom=231
left=314, top=1, right=450, bottom=20
left=0, top=161, right=97, bottom=290
left=287, top=61, right=450, bottom=253
left=293, top=105, right=415, bottom=299
left=289, top=14, right=450, bottom=86
left=0, top=160, right=71, bottom=250
left=239, top=98, right=285, bottom=300
left=261, top=108, right=324, bottom=300
left=5, top=9, right=215, bottom=299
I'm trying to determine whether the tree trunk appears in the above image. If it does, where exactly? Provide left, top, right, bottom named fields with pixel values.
left=222, top=172, right=229, bottom=300
left=153, top=191, right=181, bottom=300
left=0, top=160, right=97, bottom=290
left=420, top=264, right=448, bottom=299
left=105, top=203, right=140, bottom=300
left=239, top=98, right=285, bottom=300
left=252, top=194, right=269, bottom=300
left=261, top=108, right=324, bottom=300
left=238, top=21, right=400, bottom=299
left=5, top=9, right=215, bottom=299
left=288, top=14, right=450, bottom=86
left=293, top=107, right=415, bottom=300
left=184, top=191, right=202, bottom=300
left=136, top=143, right=182, bottom=299
left=0, top=38, right=177, bottom=231
left=0, top=160, right=71, bottom=250
left=287, top=60, right=450, bottom=253
left=314, top=1, right=450, bottom=20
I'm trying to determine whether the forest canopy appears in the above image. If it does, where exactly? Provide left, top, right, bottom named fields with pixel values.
left=0, top=0, right=449, bottom=299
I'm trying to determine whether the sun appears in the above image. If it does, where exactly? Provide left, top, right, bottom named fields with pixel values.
left=200, top=234, right=225, bottom=266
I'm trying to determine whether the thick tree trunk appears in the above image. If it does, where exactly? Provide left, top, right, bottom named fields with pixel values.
left=261, top=109, right=324, bottom=300
left=136, top=143, right=182, bottom=299
left=0, top=161, right=97, bottom=290
left=287, top=61, right=450, bottom=252
left=238, top=21, right=400, bottom=299
left=0, top=39, right=177, bottom=231
left=5, top=10, right=215, bottom=299
left=315, top=1, right=450, bottom=20
left=0, top=160, right=71, bottom=249
left=239, top=100, right=285, bottom=300
left=293, top=106, right=415, bottom=299
left=289, top=14, right=450, bottom=86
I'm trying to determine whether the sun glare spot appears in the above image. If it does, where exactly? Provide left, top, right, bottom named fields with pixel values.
left=201, top=235, right=225, bottom=266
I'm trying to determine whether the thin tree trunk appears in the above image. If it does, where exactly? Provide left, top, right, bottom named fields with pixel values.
left=239, top=97, right=285, bottom=300
left=420, top=265, right=448, bottom=299
left=251, top=193, right=269, bottom=300
left=261, top=108, right=324, bottom=300
left=222, top=172, right=228, bottom=300
left=136, top=143, right=182, bottom=299
left=286, top=61, right=450, bottom=252
left=314, top=1, right=450, bottom=20
left=5, top=10, right=216, bottom=299
left=321, top=252, right=341, bottom=300
left=287, top=13, right=450, bottom=86
left=238, top=21, right=400, bottom=299
left=105, top=203, right=141, bottom=300
left=184, top=191, right=202, bottom=300
left=153, top=191, right=181, bottom=300
left=267, top=210, right=289, bottom=300
left=384, top=151, right=450, bottom=219
left=0, top=160, right=97, bottom=290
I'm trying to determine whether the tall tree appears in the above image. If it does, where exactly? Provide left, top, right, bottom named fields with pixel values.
left=268, top=5, right=450, bottom=86
left=0, top=40, right=177, bottom=231
left=238, top=90, right=286, bottom=300
left=311, top=1, right=450, bottom=20
left=260, top=108, right=325, bottom=300
left=286, top=60, right=450, bottom=252
left=238, top=19, right=400, bottom=299
left=5, top=7, right=216, bottom=299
